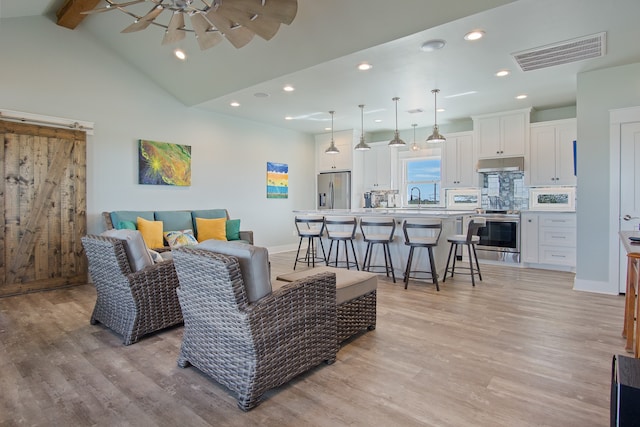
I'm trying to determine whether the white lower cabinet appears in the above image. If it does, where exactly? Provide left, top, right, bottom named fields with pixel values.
left=521, top=212, right=576, bottom=269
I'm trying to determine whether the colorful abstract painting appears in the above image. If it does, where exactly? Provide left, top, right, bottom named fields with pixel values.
left=138, top=140, right=191, bottom=186
left=266, top=162, right=288, bottom=199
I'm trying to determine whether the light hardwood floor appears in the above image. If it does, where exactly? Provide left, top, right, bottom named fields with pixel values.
left=0, top=252, right=626, bottom=426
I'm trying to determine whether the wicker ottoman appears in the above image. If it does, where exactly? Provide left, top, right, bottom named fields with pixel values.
left=276, top=266, right=377, bottom=343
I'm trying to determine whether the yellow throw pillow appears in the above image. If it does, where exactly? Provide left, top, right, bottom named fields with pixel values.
left=196, top=217, right=227, bottom=242
left=137, top=217, right=164, bottom=249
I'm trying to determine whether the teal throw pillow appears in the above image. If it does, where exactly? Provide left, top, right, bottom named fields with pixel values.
left=226, top=219, right=241, bottom=241
left=118, top=220, right=137, bottom=230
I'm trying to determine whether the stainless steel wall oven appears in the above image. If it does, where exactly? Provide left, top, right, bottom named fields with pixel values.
left=473, top=211, right=521, bottom=263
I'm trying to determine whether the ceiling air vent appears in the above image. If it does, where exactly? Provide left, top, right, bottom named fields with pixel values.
left=512, top=32, right=606, bottom=72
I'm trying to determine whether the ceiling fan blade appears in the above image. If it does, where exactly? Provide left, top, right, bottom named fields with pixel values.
left=190, top=13, right=224, bottom=50
left=216, top=4, right=280, bottom=40
left=81, top=0, right=146, bottom=14
left=162, top=12, right=186, bottom=45
left=121, top=4, right=165, bottom=33
left=205, top=10, right=254, bottom=48
left=225, top=0, right=298, bottom=25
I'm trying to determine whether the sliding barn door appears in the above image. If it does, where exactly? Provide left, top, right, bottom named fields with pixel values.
left=0, top=120, right=87, bottom=297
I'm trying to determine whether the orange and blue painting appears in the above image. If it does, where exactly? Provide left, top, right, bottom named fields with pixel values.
left=139, top=140, right=191, bottom=186
left=267, top=162, right=288, bottom=199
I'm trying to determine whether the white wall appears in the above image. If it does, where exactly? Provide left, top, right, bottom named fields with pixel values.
left=0, top=16, right=316, bottom=251
left=575, top=62, right=640, bottom=293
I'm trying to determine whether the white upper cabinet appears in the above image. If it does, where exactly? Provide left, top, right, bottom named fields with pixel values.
left=473, top=108, right=531, bottom=159
left=443, top=131, right=476, bottom=188
left=362, top=143, right=392, bottom=190
left=316, top=130, right=355, bottom=172
left=529, top=119, right=577, bottom=186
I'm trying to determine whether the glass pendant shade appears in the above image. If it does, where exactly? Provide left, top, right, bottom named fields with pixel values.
left=410, top=123, right=420, bottom=151
left=388, top=97, right=406, bottom=147
left=354, top=104, right=371, bottom=151
left=426, top=89, right=446, bottom=143
left=325, top=110, right=340, bottom=154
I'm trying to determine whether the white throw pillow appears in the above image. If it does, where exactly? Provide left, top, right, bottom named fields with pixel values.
left=102, top=229, right=154, bottom=272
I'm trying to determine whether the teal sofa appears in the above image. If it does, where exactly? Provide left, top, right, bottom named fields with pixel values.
left=102, top=209, right=253, bottom=248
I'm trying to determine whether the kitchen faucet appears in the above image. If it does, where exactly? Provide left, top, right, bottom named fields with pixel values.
left=410, top=186, right=421, bottom=209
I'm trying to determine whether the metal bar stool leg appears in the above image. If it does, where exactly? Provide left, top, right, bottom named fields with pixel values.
left=443, top=242, right=455, bottom=282
left=362, top=242, right=372, bottom=271
left=349, top=240, right=359, bottom=270
left=319, top=238, right=327, bottom=264
left=467, top=244, right=476, bottom=287
left=472, top=244, right=482, bottom=281
left=404, top=246, right=415, bottom=289
left=294, top=236, right=304, bottom=270
left=428, top=246, right=440, bottom=291
left=384, top=243, right=396, bottom=283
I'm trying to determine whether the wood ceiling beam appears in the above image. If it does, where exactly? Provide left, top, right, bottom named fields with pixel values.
left=56, top=0, right=101, bottom=30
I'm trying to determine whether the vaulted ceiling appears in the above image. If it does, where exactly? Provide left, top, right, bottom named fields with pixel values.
left=4, top=0, right=640, bottom=134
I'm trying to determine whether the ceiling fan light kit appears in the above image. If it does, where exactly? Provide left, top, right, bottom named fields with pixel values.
left=426, top=89, right=446, bottom=143
left=82, top=0, right=298, bottom=50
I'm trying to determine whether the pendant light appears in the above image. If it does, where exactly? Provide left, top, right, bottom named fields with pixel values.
left=354, top=104, right=371, bottom=151
left=410, top=123, right=420, bottom=151
left=388, top=97, right=406, bottom=147
left=325, top=110, right=339, bottom=154
left=426, top=89, right=446, bottom=143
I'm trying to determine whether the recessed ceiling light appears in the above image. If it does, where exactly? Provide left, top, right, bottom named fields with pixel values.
left=464, top=30, right=485, bottom=41
left=283, top=85, right=295, bottom=92
left=357, top=62, right=373, bottom=71
left=420, top=39, right=446, bottom=52
left=254, top=92, right=270, bottom=98
left=437, top=108, right=445, bottom=113
left=496, top=70, right=510, bottom=77
left=174, top=49, right=186, bottom=60
left=324, top=127, right=331, bottom=131
left=374, top=119, right=382, bottom=123
left=285, top=116, right=293, bottom=120
left=516, top=94, right=528, bottom=100
left=230, top=101, right=240, bottom=107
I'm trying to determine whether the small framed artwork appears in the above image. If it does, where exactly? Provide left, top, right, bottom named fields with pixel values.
left=138, top=140, right=191, bottom=186
left=266, top=162, right=288, bottom=199
left=529, top=187, right=576, bottom=211
left=446, top=188, right=481, bottom=209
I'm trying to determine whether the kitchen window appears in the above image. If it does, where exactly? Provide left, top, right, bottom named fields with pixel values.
left=401, top=152, right=442, bottom=207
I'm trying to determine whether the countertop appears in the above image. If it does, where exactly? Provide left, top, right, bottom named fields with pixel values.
left=293, top=208, right=472, bottom=218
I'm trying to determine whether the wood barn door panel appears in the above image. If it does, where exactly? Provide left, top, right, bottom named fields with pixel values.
left=0, top=120, right=87, bottom=297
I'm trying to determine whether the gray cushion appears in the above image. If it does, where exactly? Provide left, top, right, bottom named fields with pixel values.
left=154, top=211, right=193, bottom=233
left=101, top=229, right=153, bottom=272
left=196, top=240, right=271, bottom=303
left=277, top=266, right=377, bottom=305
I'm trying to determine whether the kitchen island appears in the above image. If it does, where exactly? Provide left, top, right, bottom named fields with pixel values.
left=293, top=209, right=472, bottom=284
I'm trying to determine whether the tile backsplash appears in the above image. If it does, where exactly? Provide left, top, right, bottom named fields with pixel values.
left=481, top=172, right=528, bottom=210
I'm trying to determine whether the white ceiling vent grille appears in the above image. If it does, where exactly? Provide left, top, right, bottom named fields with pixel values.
left=512, top=32, right=606, bottom=72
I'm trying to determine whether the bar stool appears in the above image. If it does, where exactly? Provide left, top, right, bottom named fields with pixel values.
left=293, top=215, right=327, bottom=270
left=402, top=218, right=442, bottom=290
left=360, top=217, right=396, bottom=282
left=324, top=216, right=359, bottom=270
left=442, top=217, right=486, bottom=286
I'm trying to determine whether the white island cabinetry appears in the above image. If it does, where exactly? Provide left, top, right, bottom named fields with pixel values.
left=529, top=119, right=576, bottom=186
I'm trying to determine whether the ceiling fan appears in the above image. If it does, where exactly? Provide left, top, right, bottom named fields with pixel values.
left=82, top=0, right=298, bottom=50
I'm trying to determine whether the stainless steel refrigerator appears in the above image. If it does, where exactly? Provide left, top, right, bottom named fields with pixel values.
left=317, top=171, right=351, bottom=210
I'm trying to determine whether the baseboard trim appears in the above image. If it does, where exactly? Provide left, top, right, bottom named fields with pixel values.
left=267, top=243, right=300, bottom=254
left=573, top=277, right=619, bottom=295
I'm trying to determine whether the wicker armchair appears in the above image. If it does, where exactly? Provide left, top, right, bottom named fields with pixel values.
left=172, top=247, right=338, bottom=411
left=81, top=235, right=183, bottom=345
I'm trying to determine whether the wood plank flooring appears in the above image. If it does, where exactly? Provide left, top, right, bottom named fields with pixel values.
left=0, top=252, right=626, bottom=426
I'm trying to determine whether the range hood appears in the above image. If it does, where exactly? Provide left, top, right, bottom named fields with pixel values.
left=476, top=157, right=524, bottom=173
